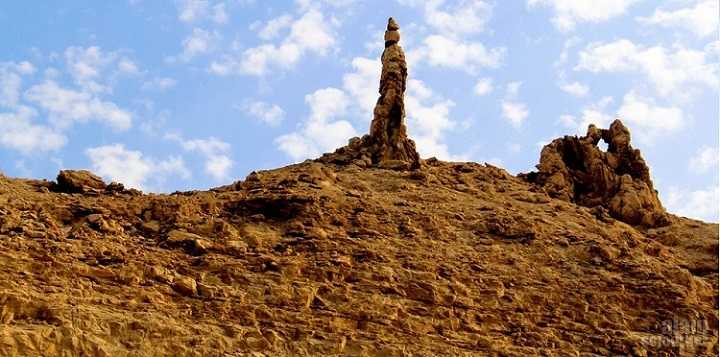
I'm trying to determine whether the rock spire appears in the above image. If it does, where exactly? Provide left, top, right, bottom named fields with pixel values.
left=367, top=17, right=420, bottom=167
left=318, top=17, right=420, bottom=170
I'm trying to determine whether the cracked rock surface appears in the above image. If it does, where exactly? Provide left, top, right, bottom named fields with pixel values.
left=0, top=158, right=716, bottom=356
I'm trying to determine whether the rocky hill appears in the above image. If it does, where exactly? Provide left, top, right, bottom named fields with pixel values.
left=0, top=18, right=717, bottom=356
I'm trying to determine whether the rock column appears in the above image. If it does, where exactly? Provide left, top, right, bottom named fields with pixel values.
left=367, top=18, right=420, bottom=168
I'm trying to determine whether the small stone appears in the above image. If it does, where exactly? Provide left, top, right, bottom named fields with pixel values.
left=225, top=240, right=248, bottom=256
left=197, top=282, right=217, bottom=298
left=384, top=30, right=400, bottom=44
left=141, top=220, right=161, bottom=234
left=173, top=277, right=198, bottom=296
left=147, top=265, right=174, bottom=284
left=379, top=160, right=411, bottom=170
left=165, top=230, right=213, bottom=255
left=387, top=17, right=400, bottom=30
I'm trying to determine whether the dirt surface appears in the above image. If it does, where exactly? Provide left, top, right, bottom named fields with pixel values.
left=0, top=158, right=717, bottom=356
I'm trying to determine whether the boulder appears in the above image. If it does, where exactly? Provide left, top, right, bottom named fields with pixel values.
left=54, top=170, right=106, bottom=194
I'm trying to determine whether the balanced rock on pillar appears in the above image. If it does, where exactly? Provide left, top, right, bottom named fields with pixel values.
left=318, top=17, right=420, bottom=170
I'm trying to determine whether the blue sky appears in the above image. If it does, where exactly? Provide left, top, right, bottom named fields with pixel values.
left=0, top=0, right=717, bottom=221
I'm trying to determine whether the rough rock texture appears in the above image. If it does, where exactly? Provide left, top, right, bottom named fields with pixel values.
left=522, top=120, right=670, bottom=227
left=320, top=18, right=420, bottom=170
left=54, top=170, right=107, bottom=194
left=0, top=159, right=717, bottom=356
left=53, top=170, right=139, bottom=196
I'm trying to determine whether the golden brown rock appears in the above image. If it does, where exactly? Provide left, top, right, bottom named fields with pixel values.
left=320, top=17, right=420, bottom=170
left=54, top=170, right=106, bottom=193
left=0, top=156, right=716, bottom=356
left=522, top=119, right=670, bottom=227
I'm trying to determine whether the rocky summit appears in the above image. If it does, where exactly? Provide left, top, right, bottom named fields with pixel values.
left=0, top=18, right=717, bottom=357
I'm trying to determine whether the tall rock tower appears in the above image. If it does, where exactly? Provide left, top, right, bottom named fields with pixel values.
left=367, top=17, right=420, bottom=168
left=319, top=17, right=420, bottom=170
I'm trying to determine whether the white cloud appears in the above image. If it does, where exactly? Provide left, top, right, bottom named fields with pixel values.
left=502, top=102, right=529, bottom=128
left=141, top=77, right=178, bottom=91
left=0, top=61, right=35, bottom=108
left=405, top=80, right=458, bottom=160
left=558, top=96, right=614, bottom=132
left=86, top=144, right=190, bottom=191
left=117, top=58, right=140, bottom=75
left=64, top=46, right=118, bottom=93
left=558, top=81, right=589, bottom=97
left=528, top=0, right=641, bottom=31
left=689, top=146, right=718, bottom=174
left=664, top=185, right=719, bottom=222
left=212, top=3, right=228, bottom=24
left=25, top=80, right=132, bottom=131
left=179, top=28, right=218, bottom=62
left=501, top=81, right=529, bottom=128
left=575, top=39, right=719, bottom=98
left=342, top=57, right=380, bottom=117
left=0, top=106, right=66, bottom=153
left=409, top=35, right=505, bottom=73
left=275, top=87, right=357, bottom=161
left=555, top=36, right=581, bottom=67
left=255, top=14, right=293, bottom=40
left=165, top=134, right=234, bottom=181
left=242, top=100, right=285, bottom=126
left=638, top=0, right=719, bottom=38
left=295, top=0, right=355, bottom=10
left=177, top=0, right=229, bottom=24
left=617, top=91, right=684, bottom=141
left=474, top=77, right=493, bottom=96
left=0, top=70, right=22, bottom=107
left=209, top=9, right=335, bottom=76
left=178, top=0, right=209, bottom=22
left=423, top=0, right=493, bottom=35
left=558, top=91, right=684, bottom=143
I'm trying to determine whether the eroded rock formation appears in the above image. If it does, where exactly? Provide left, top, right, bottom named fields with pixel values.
left=523, top=119, right=670, bottom=227
left=54, top=170, right=107, bottom=193
left=52, top=169, right=137, bottom=195
left=319, top=17, right=420, bottom=170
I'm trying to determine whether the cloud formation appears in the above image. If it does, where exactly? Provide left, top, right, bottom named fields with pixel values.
left=86, top=144, right=190, bottom=190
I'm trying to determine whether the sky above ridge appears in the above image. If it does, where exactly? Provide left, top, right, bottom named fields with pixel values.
left=0, top=0, right=718, bottom=221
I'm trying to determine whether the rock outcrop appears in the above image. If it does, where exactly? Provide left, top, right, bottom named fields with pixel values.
left=522, top=119, right=670, bottom=227
left=319, top=17, right=420, bottom=170
left=54, top=170, right=107, bottom=193
left=53, top=169, right=138, bottom=195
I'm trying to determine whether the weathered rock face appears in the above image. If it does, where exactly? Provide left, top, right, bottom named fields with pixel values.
left=1, top=154, right=717, bottom=356
left=522, top=119, right=670, bottom=227
left=54, top=170, right=107, bottom=193
left=319, top=17, right=420, bottom=170
left=367, top=17, right=420, bottom=167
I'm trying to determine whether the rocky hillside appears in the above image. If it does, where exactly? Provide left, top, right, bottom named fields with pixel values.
left=0, top=18, right=717, bottom=356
